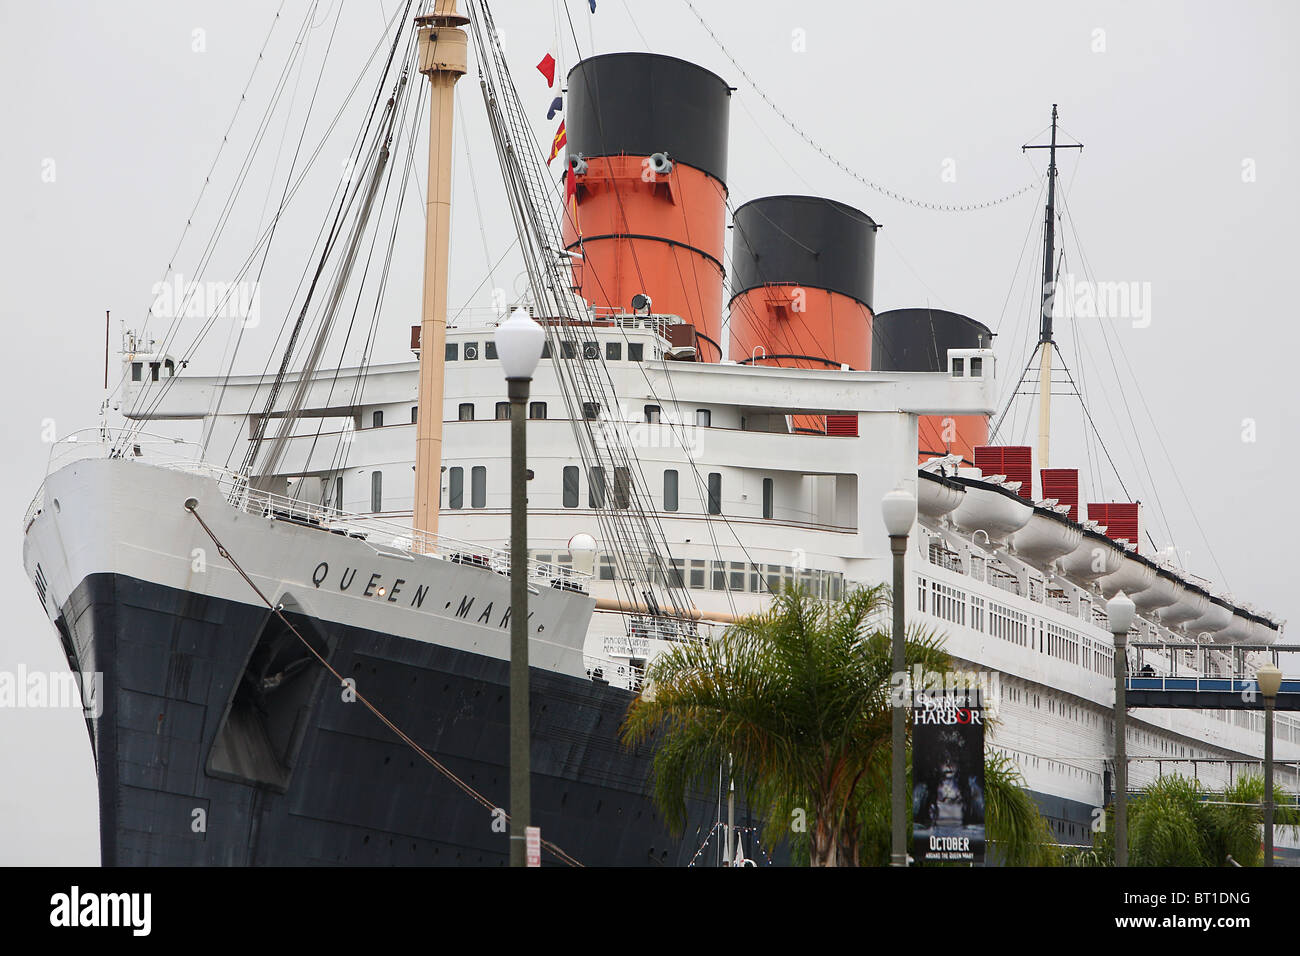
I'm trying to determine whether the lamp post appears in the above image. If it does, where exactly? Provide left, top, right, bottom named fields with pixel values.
left=881, top=486, right=916, bottom=867
left=1107, top=590, right=1135, bottom=867
left=495, top=309, right=546, bottom=867
left=1257, top=663, right=1282, bottom=867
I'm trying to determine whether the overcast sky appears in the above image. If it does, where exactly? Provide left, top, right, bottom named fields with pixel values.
left=1, top=0, right=1295, bottom=864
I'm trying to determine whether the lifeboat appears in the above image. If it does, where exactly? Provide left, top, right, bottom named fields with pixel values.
left=1215, top=608, right=1255, bottom=643
left=1011, top=508, right=1083, bottom=565
left=1159, top=582, right=1211, bottom=627
left=1130, top=569, right=1179, bottom=614
left=1186, top=596, right=1233, bottom=636
left=949, top=478, right=1033, bottom=546
left=918, top=470, right=965, bottom=519
left=1250, top=614, right=1281, bottom=646
left=1058, top=528, right=1124, bottom=582
left=1098, top=552, right=1155, bottom=599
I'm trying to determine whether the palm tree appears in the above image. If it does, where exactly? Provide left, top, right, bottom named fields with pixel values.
left=621, top=584, right=1058, bottom=866
left=1086, top=773, right=1300, bottom=866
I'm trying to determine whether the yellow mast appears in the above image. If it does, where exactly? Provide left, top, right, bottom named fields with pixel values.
left=413, top=2, right=469, bottom=538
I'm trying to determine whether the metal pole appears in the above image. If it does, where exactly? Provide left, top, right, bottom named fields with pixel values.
left=508, top=376, right=530, bottom=866
left=1264, top=697, right=1275, bottom=867
left=1114, top=630, right=1128, bottom=866
left=891, top=534, right=908, bottom=867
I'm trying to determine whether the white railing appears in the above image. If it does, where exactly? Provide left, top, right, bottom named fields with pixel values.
left=29, top=429, right=590, bottom=592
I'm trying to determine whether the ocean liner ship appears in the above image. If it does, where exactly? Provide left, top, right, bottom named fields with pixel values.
left=21, top=0, right=1297, bottom=866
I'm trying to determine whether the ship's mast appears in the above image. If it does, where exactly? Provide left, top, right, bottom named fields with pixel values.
left=1023, top=105, right=1081, bottom=470
left=413, top=1, right=469, bottom=538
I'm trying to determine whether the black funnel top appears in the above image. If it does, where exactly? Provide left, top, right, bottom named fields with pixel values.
left=730, top=196, right=878, bottom=309
left=565, top=53, right=731, bottom=183
left=872, top=308, right=992, bottom=371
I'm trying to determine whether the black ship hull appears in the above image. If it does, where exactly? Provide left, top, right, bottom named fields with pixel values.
left=58, top=572, right=742, bottom=867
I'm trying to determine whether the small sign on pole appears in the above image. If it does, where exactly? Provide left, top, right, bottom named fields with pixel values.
left=525, top=826, right=541, bottom=867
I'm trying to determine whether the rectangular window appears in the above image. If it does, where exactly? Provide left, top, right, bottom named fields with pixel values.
left=448, top=467, right=464, bottom=509
left=495, top=402, right=511, bottom=421
left=707, top=472, right=722, bottom=515
left=696, top=409, right=711, bottom=427
left=629, top=342, right=644, bottom=361
left=664, top=469, right=679, bottom=511
left=729, top=562, right=746, bottom=591
left=529, top=401, right=547, bottom=420
left=668, top=558, right=685, bottom=589
left=970, top=356, right=983, bottom=377
left=445, top=343, right=458, bottom=361
left=711, top=561, right=727, bottom=590
left=613, top=466, right=631, bottom=509
left=561, top=341, right=576, bottom=359
left=334, top=476, right=343, bottom=512
left=583, top=401, right=600, bottom=420
left=485, top=341, right=498, bottom=360
left=131, top=362, right=142, bottom=381
left=410, top=406, right=418, bottom=424
left=459, top=403, right=475, bottom=421
left=563, top=466, right=579, bottom=508
left=763, top=477, right=774, bottom=520
left=471, top=466, right=486, bottom=508
left=464, top=342, right=480, bottom=360
left=689, top=559, right=706, bottom=589
left=952, top=357, right=965, bottom=377
left=589, top=466, right=605, bottom=508
left=150, top=362, right=160, bottom=382
left=371, top=470, right=382, bottom=513
left=606, top=341, right=622, bottom=361
left=372, top=410, right=384, bottom=428
left=644, top=405, right=661, bottom=423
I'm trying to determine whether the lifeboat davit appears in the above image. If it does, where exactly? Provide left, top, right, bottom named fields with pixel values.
left=1011, top=509, right=1083, bottom=566
left=950, top=479, right=1033, bottom=546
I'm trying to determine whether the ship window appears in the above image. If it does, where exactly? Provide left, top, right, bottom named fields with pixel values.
left=606, top=341, right=622, bottom=361
left=446, top=343, right=458, bottom=361
left=729, top=562, right=745, bottom=591
left=459, top=403, right=475, bottom=421
left=131, top=362, right=142, bottom=381
left=165, top=359, right=174, bottom=376
left=696, top=409, right=711, bottom=427
left=371, top=470, right=382, bottom=512
left=410, top=406, right=418, bottom=424
left=561, top=341, right=576, bottom=359
left=668, top=559, right=685, bottom=589
left=664, top=469, right=679, bottom=511
left=563, top=466, right=579, bottom=508
left=449, top=467, right=464, bottom=509
left=583, top=401, right=600, bottom=420
left=372, top=410, right=383, bottom=428
left=150, top=362, right=160, bottom=381
left=485, top=341, right=498, bottom=360
left=613, top=466, right=631, bottom=509
left=689, top=559, right=706, bottom=589
left=589, top=466, right=606, bottom=508
left=471, top=466, right=486, bottom=508
left=598, top=555, right=615, bottom=581
left=464, top=342, right=479, bottom=360
left=334, top=476, right=343, bottom=512
left=707, top=472, right=722, bottom=514
left=644, top=405, right=661, bottom=423
left=763, top=477, right=774, bottom=520
left=629, top=343, right=644, bottom=361
left=496, top=402, right=511, bottom=421
left=529, top=402, right=547, bottom=420
left=952, top=357, right=964, bottom=377
left=541, top=341, right=551, bottom=359
left=970, top=356, right=983, bottom=377
left=711, top=561, right=726, bottom=590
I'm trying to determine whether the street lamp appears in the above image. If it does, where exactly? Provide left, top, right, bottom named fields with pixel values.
left=1107, top=590, right=1135, bottom=867
left=1257, top=662, right=1282, bottom=867
left=495, top=308, right=546, bottom=867
left=881, top=486, right=916, bottom=868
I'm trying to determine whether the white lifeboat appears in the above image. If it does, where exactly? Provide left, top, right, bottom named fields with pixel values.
left=1131, top=572, right=1180, bottom=613
left=1215, top=610, right=1255, bottom=643
left=1158, top=584, right=1211, bottom=627
left=1098, top=553, right=1156, bottom=599
left=917, top=472, right=965, bottom=519
left=949, top=481, right=1033, bottom=546
left=1250, top=616, right=1281, bottom=645
left=1185, top=599, right=1233, bottom=636
left=1011, top=510, right=1083, bottom=565
left=1058, top=531, right=1124, bottom=582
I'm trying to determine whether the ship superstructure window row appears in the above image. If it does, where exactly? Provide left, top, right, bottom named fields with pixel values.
left=532, top=552, right=844, bottom=601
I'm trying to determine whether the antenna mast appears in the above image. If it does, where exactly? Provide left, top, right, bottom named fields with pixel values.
left=1022, top=105, right=1081, bottom=469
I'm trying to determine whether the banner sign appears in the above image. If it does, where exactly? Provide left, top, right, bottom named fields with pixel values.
left=911, top=688, right=986, bottom=864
